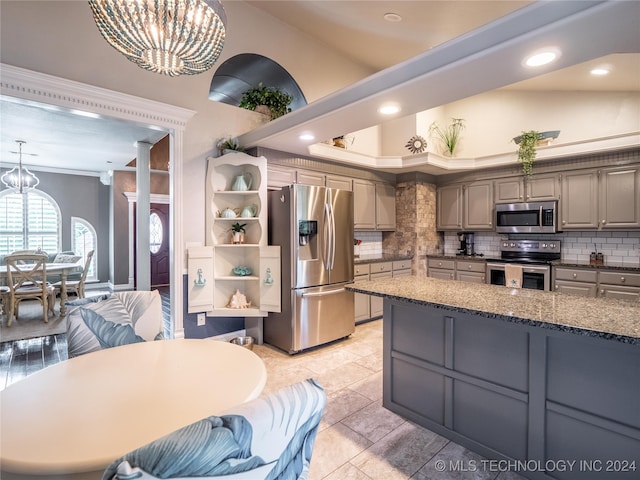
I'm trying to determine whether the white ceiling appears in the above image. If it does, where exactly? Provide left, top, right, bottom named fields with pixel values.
left=1, top=0, right=638, bottom=176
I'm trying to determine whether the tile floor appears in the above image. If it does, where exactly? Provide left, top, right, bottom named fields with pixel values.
left=252, top=320, right=526, bottom=480
left=1, top=312, right=526, bottom=479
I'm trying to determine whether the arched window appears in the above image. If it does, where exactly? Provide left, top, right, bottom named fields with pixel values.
left=71, top=217, right=98, bottom=282
left=0, top=190, right=61, bottom=255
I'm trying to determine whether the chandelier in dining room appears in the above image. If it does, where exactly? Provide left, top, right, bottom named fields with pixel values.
left=88, top=0, right=227, bottom=77
left=1, top=140, right=40, bottom=194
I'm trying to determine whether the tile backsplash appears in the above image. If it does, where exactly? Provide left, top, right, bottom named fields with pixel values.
left=354, top=231, right=383, bottom=256
left=444, top=231, right=640, bottom=266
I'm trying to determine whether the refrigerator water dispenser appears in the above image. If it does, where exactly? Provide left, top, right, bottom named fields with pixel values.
left=298, top=220, right=317, bottom=246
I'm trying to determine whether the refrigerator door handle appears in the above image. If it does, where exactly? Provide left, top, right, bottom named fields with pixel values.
left=328, top=201, right=336, bottom=270
left=322, top=202, right=331, bottom=270
left=301, top=287, right=346, bottom=298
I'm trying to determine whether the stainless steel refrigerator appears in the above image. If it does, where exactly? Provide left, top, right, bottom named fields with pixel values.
left=266, top=184, right=354, bottom=353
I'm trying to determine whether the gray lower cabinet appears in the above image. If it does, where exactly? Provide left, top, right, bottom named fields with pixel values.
left=383, top=300, right=640, bottom=480
left=355, top=261, right=409, bottom=322
left=598, top=270, right=640, bottom=301
left=455, top=259, right=486, bottom=283
left=553, top=267, right=598, bottom=297
left=370, top=262, right=393, bottom=318
left=428, top=257, right=485, bottom=283
left=353, top=263, right=371, bottom=322
left=427, top=257, right=455, bottom=280
left=554, top=266, right=640, bottom=299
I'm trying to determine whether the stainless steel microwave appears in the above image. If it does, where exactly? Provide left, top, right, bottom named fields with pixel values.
left=495, top=201, right=557, bottom=234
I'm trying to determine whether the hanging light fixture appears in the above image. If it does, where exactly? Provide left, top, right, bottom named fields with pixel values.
left=88, top=0, right=227, bottom=77
left=1, top=141, right=40, bottom=194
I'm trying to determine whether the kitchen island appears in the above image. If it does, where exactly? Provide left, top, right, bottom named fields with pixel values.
left=347, top=277, right=639, bottom=480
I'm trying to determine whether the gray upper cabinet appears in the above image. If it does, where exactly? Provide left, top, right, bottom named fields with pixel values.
left=436, top=184, right=463, bottom=230
left=326, top=175, right=353, bottom=191
left=464, top=181, right=493, bottom=230
left=561, top=166, right=639, bottom=230
left=354, top=179, right=396, bottom=231
left=525, top=174, right=560, bottom=201
left=437, top=181, right=493, bottom=231
left=267, top=165, right=296, bottom=190
left=296, top=169, right=325, bottom=186
left=494, top=174, right=559, bottom=203
left=494, top=178, right=524, bottom=203
left=375, top=182, right=396, bottom=230
left=599, top=166, right=640, bottom=229
left=560, top=169, right=599, bottom=229
left=354, top=179, right=376, bottom=229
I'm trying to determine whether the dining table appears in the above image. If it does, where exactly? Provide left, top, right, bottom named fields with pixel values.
left=0, top=261, right=81, bottom=316
left=0, top=338, right=268, bottom=479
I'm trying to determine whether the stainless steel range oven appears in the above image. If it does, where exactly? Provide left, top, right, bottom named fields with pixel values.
left=486, top=239, right=560, bottom=291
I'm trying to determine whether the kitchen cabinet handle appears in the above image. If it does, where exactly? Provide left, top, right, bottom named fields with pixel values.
left=562, top=220, right=566, bottom=225
left=600, top=289, right=604, bottom=295
left=573, top=273, right=577, bottom=278
left=602, top=220, right=607, bottom=225
left=468, top=265, right=472, bottom=269
left=621, top=276, right=625, bottom=282
left=555, top=285, right=558, bottom=290
left=438, top=262, right=442, bottom=267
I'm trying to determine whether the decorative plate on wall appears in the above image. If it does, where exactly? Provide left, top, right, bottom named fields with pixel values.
left=405, top=135, right=427, bottom=154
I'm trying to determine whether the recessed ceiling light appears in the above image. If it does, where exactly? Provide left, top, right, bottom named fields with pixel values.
left=523, top=47, right=561, bottom=67
left=383, top=12, right=402, bottom=22
left=590, top=68, right=610, bottom=76
left=299, top=133, right=315, bottom=141
left=379, top=104, right=400, bottom=115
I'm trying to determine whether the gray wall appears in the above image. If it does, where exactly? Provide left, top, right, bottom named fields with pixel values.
left=0, top=170, right=111, bottom=284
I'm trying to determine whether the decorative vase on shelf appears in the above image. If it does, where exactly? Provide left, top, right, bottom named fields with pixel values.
left=232, top=231, right=245, bottom=244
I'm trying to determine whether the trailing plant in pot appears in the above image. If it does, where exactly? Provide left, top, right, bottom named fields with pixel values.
left=238, top=83, right=293, bottom=120
left=514, top=130, right=540, bottom=176
left=429, top=117, right=465, bottom=156
left=230, top=222, right=246, bottom=244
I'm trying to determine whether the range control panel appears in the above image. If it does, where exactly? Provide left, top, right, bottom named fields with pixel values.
left=500, top=240, right=561, bottom=254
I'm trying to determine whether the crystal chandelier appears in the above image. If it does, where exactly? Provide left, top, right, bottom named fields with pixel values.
left=1, top=141, right=40, bottom=194
left=88, top=0, right=227, bottom=77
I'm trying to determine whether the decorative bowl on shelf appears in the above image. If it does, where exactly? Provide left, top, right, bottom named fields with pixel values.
left=232, top=265, right=252, bottom=276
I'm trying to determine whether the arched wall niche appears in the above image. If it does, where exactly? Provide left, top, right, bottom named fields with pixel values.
left=209, top=53, right=307, bottom=111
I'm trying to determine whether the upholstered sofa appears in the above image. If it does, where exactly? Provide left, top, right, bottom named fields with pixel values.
left=103, top=378, right=326, bottom=480
left=65, top=290, right=164, bottom=357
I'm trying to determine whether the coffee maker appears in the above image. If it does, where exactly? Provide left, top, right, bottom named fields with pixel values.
left=457, top=232, right=475, bottom=256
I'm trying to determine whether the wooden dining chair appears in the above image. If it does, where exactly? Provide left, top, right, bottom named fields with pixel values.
left=4, top=253, right=56, bottom=327
left=54, top=250, right=94, bottom=300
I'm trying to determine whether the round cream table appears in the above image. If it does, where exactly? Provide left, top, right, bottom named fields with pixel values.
left=0, top=339, right=267, bottom=479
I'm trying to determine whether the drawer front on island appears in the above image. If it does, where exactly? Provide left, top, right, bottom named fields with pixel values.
left=383, top=300, right=640, bottom=480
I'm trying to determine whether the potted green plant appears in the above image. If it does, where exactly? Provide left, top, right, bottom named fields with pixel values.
left=514, top=130, right=540, bottom=176
left=238, top=83, right=293, bottom=120
left=230, top=222, right=246, bottom=244
left=429, top=117, right=465, bottom=156
left=216, top=136, right=243, bottom=155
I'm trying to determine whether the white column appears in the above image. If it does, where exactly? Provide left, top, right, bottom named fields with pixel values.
left=136, top=141, right=152, bottom=291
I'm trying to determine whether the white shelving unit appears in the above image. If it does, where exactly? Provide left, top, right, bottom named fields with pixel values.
left=188, top=152, right=280, bottom=318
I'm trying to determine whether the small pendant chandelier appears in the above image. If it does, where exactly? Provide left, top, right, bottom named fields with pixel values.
left=1, top=141, right=40, bottom=194
left=88, top=0, right=227, bottom=77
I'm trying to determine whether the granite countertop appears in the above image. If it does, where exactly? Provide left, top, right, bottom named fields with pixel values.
left=355, top=254, right=413, bottom=265
left=347, top=276, right=640, bottom=344
left=551, top=260, right=640, bottom=272
left=427, top=254, right=640, bottom=271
